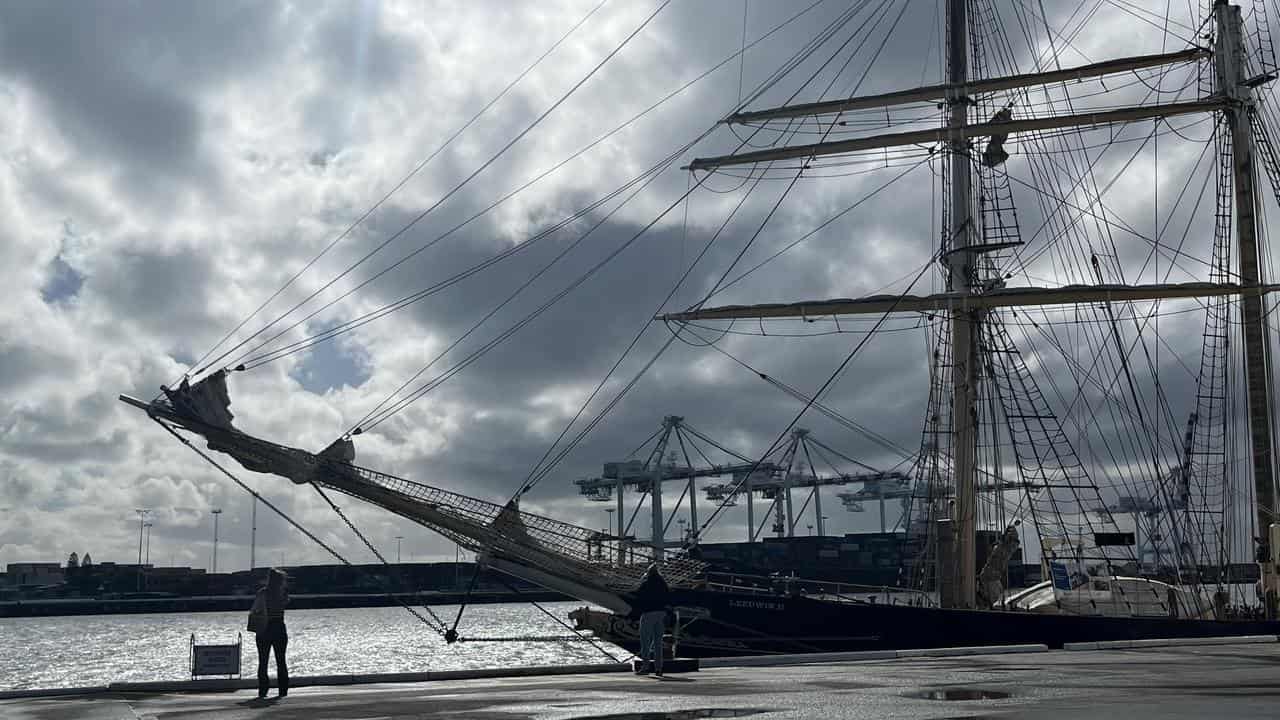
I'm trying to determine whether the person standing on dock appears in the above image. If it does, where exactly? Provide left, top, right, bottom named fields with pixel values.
left=248, top=568, right=290, bottom=698
left=631, top=564, right=670, bottom=677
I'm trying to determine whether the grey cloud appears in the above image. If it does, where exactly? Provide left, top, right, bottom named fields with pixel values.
left=309, top=1, right=417, bottom=93
left=0, top=2, right=287, bottom=200
left=85, top=244, right=222, bottom=343
left=0, top=343, right=75, bottom=394
left=0, top=393, right=133, bottom=465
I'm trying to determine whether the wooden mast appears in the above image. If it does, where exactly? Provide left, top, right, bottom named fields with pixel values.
left=1216, top=0, right=1279, bottom=619
left=944, top=0, right=979, bottom=610
left=675, top=0, right=1277, bottom=612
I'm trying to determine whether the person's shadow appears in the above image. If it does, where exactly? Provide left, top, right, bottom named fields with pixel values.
left=239, top=696, right=280, bottom=707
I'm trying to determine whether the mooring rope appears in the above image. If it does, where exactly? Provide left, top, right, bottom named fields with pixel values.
left=154, top=418, right=451, bottom=637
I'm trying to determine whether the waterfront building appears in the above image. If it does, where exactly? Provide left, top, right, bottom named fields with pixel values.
left=3, top=563, right=64, bottom=587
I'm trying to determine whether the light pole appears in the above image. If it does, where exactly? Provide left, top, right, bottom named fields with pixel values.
left=143, top=522, right=154, bottom=565
left=250, top=494, right=258, bottom=571
left=134, top=508, right=150, bottom=591
left=394, top=535, right=404, bottom=563
left=211, top=508, right=223, bottom=573
left=807, top=524, right=814, bottom=536
left=605, top=508, right=616, bottom=563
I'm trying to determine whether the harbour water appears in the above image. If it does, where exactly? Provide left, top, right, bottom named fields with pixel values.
left=0, top=602, right=621, bottom=691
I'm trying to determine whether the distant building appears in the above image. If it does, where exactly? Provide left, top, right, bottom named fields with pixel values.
left=142, top=566, right=207, bottom=595
left=67, top=552, right=79, bottom=569
left=5, top=563, right=65, bottom=587
left=2, top=560, right=527, bottom=601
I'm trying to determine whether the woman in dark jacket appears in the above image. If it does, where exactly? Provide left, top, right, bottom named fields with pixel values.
left=631, top=564, right=670, bottom=676
left=249, top=568, right=290, bottom=697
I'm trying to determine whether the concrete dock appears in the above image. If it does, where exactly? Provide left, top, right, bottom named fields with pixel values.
left=4, top=641, right=1280, bottom=719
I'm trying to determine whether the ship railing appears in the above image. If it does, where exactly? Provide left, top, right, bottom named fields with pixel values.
left=322, top=459, right=709, bottom=590
left=703, top=572, right=937, bottom=607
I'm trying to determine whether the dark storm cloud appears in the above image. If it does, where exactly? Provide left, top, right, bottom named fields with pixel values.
left=1, top=407, right=131, bottom=465
left=87, top=245, right=224, bottom=340
left=0, top=343, right=74, bottom=394
left=0, top=2, right=288, bottom=198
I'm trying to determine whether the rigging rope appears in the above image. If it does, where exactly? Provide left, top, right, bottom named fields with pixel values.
left=690, top=253, right=938, bottom=543
left=158, top=414, right=624, bottom=658
left=975, top=0, right=1239, bottom=592
left=188, top=0, right=614, bottom=380
left=348, top=137, right=702, bottom=434
left=153, top=419, right=452, bottom=637
left=705, top=157, right=930, bottom=300
left=985, top=0, right=1135, bottom=557
left=225, top=0, right=834, bottom=376
left=671, top=323, right=920, bottom=471
left=511, top=134, right=788, bottom=496
left=357, top=161, right=711, bottom=436
left=203, top=0, right=674, bottom=378
left=307, top=482, right=452, bottom=632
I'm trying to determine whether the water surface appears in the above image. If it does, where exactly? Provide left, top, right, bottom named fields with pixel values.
left=0, top=602, right=623, bottom=690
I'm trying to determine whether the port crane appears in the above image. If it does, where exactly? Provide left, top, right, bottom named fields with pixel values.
left=575, top=416, right=908, bottom=555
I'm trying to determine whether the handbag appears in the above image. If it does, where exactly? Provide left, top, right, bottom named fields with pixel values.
left=247, top=594, right=267, bottom=632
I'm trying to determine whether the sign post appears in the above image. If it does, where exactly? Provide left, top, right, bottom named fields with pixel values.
left=191, top=633, right=242, bottom=680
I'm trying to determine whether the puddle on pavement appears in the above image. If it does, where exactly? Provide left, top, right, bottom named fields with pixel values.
left=907, top=688, right=1010, bottom=701
left=805, top=680, right=878, bottom=690
left=570, top=709, right=769, bottom=720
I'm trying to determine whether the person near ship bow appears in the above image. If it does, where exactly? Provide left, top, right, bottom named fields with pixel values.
left=630, top=564, right=671, bottom=676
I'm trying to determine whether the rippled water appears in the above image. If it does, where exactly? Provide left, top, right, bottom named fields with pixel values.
left=0, top=602, right=625, bottom=691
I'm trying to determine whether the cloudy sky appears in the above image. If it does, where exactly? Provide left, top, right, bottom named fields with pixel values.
left=1, top=0, right=1269, bottom=573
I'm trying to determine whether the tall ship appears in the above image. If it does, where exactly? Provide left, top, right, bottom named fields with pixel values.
left=124, top=0, right=1280, bottom=656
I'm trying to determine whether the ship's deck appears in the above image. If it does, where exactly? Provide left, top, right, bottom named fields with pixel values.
left=4, top=640, right=1279, bottom=719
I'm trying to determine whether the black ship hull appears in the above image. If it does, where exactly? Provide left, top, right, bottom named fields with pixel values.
left=572, top=588, right=1280, bottom=657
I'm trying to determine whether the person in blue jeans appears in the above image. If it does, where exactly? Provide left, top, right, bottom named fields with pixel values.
left=249, top=568, right=290, bottom=698
left=631, top=564, right=670, bottom=676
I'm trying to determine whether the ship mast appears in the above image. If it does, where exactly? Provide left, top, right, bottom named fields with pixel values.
left=944, top=0, right=979, bottom=610
left=1215, top=0, right=1279, bottom=618
left=668, top=1, right=1278, bottom=611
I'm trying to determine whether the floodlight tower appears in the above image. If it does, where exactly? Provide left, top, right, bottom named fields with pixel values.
left=211, top=508, right=223, bottom=573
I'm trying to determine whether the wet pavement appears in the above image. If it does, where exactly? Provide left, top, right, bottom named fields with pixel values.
left=4, top=643, right=1280, bottom=719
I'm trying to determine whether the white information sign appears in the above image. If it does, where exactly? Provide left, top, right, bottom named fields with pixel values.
left=191, top=637, right=242, bottom=678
